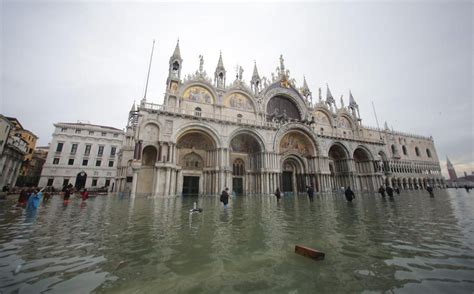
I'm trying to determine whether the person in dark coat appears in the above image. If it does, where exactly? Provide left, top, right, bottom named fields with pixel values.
left=274, top=187, right=281, bottom=202
left=345, top=186, right=355, bottom=202
left=427, top=185, right=434, bottom=197
left=220, top=188, right=230, bottom=208
left=386, top=186, right=394, bottom=197
left=17, top=189, right=28, bottom=207
left=378, top=185, right=386, bottom=197
left=306, top=186, right=314, bottom=202
left=64, top=187, right=72, bottom=205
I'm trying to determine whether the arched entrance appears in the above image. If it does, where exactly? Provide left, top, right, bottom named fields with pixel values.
left=353, top=147, right=374, bottom=191
left=75, top=171, right=87, bottom=189
left=229, top=132, right=262, bottom=196
left=177, top=130, right=217, bottom=196
left=136, top=145, right=157, bottom=195
left=232, top=158, right=245, bottom=195
left=278, top=130, right=317, bottom=194
left=281, top=156, right=306, bottom=195
left=328, top=143, right=350, bottom=190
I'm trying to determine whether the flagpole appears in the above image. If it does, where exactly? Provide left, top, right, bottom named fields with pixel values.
left=143, top=39, right=155, bottom=101
left=371, top=101, right=382, bottom=140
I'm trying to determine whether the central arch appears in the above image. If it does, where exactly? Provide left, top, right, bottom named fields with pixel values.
left=281, top=155, right=306, bottom=195
left=176, top=130, right=217, bottom=196
left=277, top=128, right=318, bottom=194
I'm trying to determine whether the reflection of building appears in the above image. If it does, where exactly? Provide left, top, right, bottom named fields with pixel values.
left=446, top=157, right=474, bottom=187
left=116, top=42, right=444, bottom=197
left=39, top=123, right=124, bottom=190
left=5, top=117, right=38, bottom=181
left=0, top=115, right=28, bottom=188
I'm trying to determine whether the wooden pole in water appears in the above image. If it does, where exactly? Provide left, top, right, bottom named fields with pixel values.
left=295, top=245, right=325, bottom=260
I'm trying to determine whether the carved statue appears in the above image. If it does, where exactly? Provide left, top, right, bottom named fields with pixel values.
left=280, top=54, right=285, bottom=72
left=340, top=95, right=344, bottom=108
left=318, top=87, right=322, bottom=101
left=238, top=66, right=244, bottom=80
left=199, top=55, right=204, bottom=72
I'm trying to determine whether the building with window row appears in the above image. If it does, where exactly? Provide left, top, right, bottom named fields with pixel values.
left=0, top=114, right=29, bottom=189
left=116, top=42, right=444, bottom=197
left=39, top=122, right=124, bottom=190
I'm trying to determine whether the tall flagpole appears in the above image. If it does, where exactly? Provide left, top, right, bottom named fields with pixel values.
left=142, top=39, right=156, bottom=102
left=371, top=101, right=382, bottom=140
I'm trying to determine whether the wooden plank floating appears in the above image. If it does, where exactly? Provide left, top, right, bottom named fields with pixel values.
left=295, top=245, right=325, bottom=260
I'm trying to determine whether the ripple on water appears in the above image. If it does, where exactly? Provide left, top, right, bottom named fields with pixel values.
left=0, top=190, right=473, bottom=293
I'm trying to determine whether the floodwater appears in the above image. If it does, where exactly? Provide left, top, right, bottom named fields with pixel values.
left=1, top=189, right=473, bottom=293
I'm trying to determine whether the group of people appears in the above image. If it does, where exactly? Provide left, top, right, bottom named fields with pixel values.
left=14, top=184, right=90, bottom=209
left=378, top=185, right=400, bottom=198
left=16, top=188, right=44, bottom=210
left=219, top=185, right=357, bottom=207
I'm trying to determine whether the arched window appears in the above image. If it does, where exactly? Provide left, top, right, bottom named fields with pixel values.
left=415, top=147, right=420, bottom=157
left=233, top=158, right=245, bottom=176
left=194, top=107, right=202, bottom=117
left=172, top=61, right=180, bottom=70
left=237, top=114, right=242, bottom=123
left=391, top=145, right=396, bottom=156
left=402, top=145, right=407, bottom=155
left=426, top=149, right=431, bottom=158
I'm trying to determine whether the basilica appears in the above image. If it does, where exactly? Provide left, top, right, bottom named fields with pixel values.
left=115, top=41, right=444, bottom=197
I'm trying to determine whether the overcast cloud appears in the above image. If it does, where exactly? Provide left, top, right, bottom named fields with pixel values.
left=1, top=1, right=472, bottom=177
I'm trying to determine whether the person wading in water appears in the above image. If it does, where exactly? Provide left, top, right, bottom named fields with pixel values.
left=345, top=186, right=355, bottom=202
left=220, top=187, right=230, bottom=208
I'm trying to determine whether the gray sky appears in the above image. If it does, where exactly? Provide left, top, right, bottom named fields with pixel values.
left=1, top=1, right=472, bottom=177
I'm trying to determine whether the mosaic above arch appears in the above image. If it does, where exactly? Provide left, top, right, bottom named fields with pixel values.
left=230, top=134, right=260, bottom=153
left=177, top=132, right=214, bottom=150
left=224, top=92, right=255, bottom=112
left=266, top=96, right=300, bottom=122
left=337, top=116, right=352, bottom=129
left=314, top=111, right=331, bottom=125
left=279, top=132, right=315, bottom=157
left=182, top=86, right=214, bottom=104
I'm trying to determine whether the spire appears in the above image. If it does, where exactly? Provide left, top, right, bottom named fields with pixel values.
left=216, top=51, right=224, bottom=70
left=326, top=83, right=335, bottom=105
left=252, top=61, right=260, bottom=80
left=300, top=76, right=312, bottom=100
left=446, top=156, right=458, bottom=180
left=171, top=39, right=181, bottom=60
left=446, top=157, right=453, bottom=168
left=130, top=101, right=136, bottom=112
left=214, top=51, right=226, bottom=88
left=250, top=61, right=261, bottom=94
left=349, top=90, right=358, bottom=108
left=168, top=39, right=183, bottom=84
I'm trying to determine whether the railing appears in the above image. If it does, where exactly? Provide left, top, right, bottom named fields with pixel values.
left=141, top=102, right=279, bottom=129
left=364, top=125, right=432, bottom=141
left=140, top=102, right=430, bottom=143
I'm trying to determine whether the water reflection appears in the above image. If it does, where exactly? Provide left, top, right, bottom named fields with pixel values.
left=0, top=190, right=473, bottom=293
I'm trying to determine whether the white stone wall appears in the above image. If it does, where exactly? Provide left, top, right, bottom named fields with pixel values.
left=39, top=123, right=124, bottom=189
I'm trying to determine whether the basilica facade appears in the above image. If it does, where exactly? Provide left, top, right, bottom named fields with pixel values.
left=115, top=42, right=444, bottom=197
